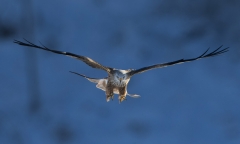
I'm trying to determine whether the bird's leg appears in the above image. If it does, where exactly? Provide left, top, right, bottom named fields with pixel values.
left=106, top=83, right=114, bottom=102
left=118, top=86, right=127, bottom=103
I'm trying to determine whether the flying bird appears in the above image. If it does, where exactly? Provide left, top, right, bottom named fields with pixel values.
left=14, top=39, right=229, bottom=103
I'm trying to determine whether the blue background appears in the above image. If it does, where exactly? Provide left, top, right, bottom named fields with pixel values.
left=0, top=0, right=239, bottom=144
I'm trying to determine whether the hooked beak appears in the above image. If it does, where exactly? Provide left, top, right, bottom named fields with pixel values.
left=119, top=78, right=123, bottom=82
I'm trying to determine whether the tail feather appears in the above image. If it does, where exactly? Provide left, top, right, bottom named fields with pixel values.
left=127, top=94, right=141, bottom=98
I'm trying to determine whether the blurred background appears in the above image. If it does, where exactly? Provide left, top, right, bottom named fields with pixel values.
left=0, top=0, right=240, bottom=144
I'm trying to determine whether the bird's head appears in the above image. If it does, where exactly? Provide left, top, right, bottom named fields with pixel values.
left=112, top=70, right=130, bottom=86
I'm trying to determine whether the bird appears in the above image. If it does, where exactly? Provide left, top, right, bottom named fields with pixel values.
left=14, top=39, right=229, bottom=103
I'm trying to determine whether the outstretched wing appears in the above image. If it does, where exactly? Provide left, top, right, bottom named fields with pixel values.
left=14, top=39, right=113, bottom=73
left=129, top=46, right=229, bottom=76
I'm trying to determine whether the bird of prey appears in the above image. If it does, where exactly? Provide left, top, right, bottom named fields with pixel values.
left=14, top=39, right=229, bottom=103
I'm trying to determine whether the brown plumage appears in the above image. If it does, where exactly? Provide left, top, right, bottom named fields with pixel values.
left=69, top=71, right=139, bottom=103
left=14, top=39, right=229, bottom=103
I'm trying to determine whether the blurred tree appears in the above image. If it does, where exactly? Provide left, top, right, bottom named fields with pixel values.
left=20, top=0, right=41, bottom=115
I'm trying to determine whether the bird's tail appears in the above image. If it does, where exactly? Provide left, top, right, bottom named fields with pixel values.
left=127, top=93, right=141, bottom=98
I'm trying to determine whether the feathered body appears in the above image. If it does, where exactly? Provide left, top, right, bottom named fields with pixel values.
left=106, top=70, right=131, bottom=102
left=69, top=71, right=140, bottom=102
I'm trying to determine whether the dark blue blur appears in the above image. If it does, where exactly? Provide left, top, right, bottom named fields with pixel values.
left=0, top=0, right=239, bottom=144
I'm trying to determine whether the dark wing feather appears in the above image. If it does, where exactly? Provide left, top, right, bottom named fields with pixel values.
left=69, top=71, right=108, bottom=80
left=129, top=46, right=229, bottom=76
left=14, top=39, right=113, bottom=73
left=69, top=71, right=106, bottom=83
